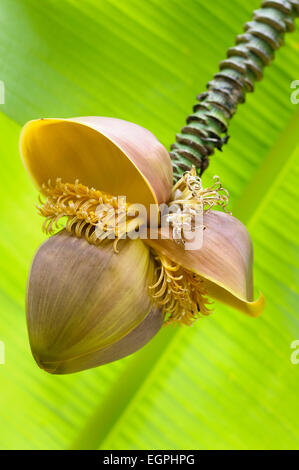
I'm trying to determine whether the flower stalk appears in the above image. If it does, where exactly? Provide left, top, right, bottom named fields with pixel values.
left=170, top=0, right=299, bottom=180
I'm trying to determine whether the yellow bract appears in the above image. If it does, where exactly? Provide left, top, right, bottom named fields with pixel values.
left=20, top=117, right=173, bottom=213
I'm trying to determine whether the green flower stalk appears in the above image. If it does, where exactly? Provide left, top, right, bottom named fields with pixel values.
left=170, top=0, right=299, bottom=179
left=20, top=0, right=298, bottom=374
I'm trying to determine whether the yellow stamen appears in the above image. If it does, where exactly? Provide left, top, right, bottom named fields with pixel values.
left=37, top=179, right=145, bottom=251
left=167, top=167, right=231, bottom=246
left=171, top=166, right=230, bottom=211
left=149, top=251, right=213, bottom=326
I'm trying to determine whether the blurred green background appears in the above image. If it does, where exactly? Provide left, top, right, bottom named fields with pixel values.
left=0, top=0, right=298, bottom=450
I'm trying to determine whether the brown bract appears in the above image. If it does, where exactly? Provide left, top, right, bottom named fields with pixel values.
left=27, top=232, right=163, bottom=374
left=145, top=211, right=265, bottom=317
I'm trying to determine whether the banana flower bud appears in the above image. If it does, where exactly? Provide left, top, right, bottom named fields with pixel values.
left=20, top=116, right=264, bottom=374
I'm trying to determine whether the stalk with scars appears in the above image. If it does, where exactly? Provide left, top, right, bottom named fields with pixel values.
left=20, top=0, right=299, bottom=374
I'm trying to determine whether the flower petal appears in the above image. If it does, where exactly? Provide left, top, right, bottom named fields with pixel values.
left=145, top=211, right=265, bottom=317
left=20, top=117, right=173, bottom=209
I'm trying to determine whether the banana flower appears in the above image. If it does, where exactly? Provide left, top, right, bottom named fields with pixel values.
left=20, top=117, right=265, bottom=374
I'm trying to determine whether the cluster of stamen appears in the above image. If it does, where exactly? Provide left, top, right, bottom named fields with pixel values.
left=37, top=169, right=229, bottom=325
left=166, top=167, right=230, bottom=247
left=37, top=179, right=144, bottom=252
left=171, top=167, right=230, bottom=211
left=149, top=253, right=212, bottom=326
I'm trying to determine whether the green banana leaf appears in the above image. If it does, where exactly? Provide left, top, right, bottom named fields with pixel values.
left=0, top=0, right=298, bottom=450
